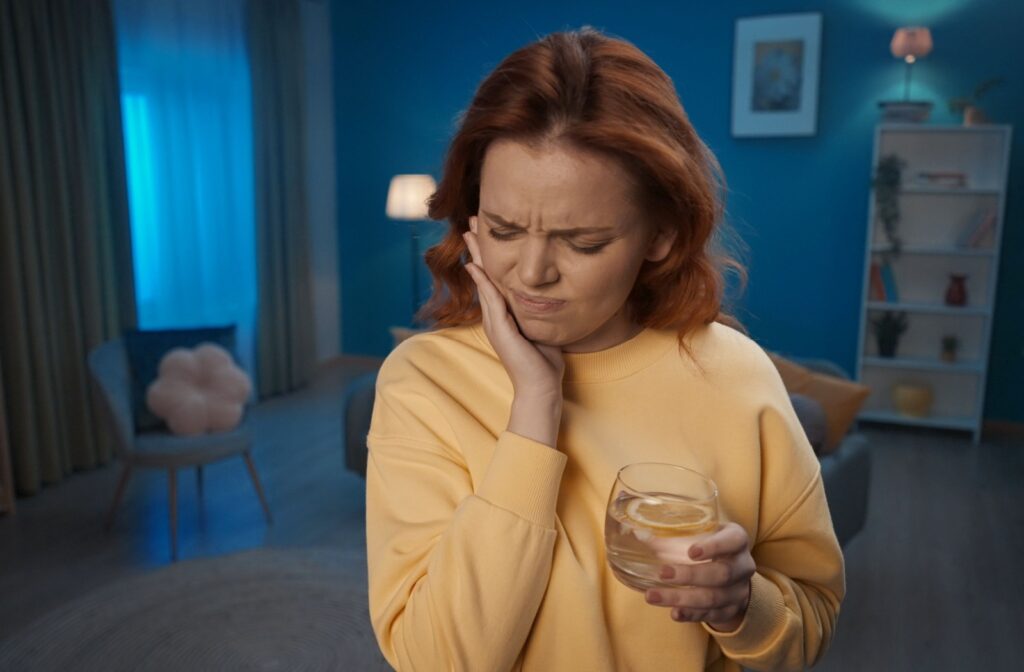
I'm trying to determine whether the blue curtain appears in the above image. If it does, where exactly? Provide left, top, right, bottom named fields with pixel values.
left=114, top=0, right=257, bottom=375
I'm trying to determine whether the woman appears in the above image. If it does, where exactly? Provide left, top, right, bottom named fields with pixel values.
left=366, top=27, right=843, bottom=672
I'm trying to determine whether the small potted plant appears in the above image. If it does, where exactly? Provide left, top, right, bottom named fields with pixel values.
left=948, top=77, right=1004, bottom=126
left=871, top=311, right=908, bottom=358
left=940, top=335, right=960, bottom=363
left=873, top=154, right=907, bottom=258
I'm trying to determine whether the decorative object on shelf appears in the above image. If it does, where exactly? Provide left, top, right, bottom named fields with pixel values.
left=944, top=273, right=968, bottom=307
left=386, top=174, right=438, bottom=325
left=954, top=208, right=997, bottom=249
left=891, top=382, right=934, bottom=418
left=940, top=335, right=960, bottom=363
left=878, top=260, right=900, bottom=302
left=948, top=77, right=1004, bottom=126
left=878, top=27, right=934, bottom=122
left=871, top=310, right=908, bottom=357
left=913, top=171, right=967, bottom=189
left=868, top=261, right=886, bottom=300
left=873, top=154, right=906, bottom=257
left=731, top=12, right=822, bottom=137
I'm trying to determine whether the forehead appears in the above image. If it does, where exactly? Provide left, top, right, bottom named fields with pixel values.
left=479, top=139, right=640, bottom=227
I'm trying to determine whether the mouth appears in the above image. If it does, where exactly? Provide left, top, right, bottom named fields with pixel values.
left=511, top=290, right=566, bottom=313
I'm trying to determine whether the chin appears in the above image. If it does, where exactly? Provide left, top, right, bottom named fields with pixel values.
left=515, top=318, right=572, bottom=346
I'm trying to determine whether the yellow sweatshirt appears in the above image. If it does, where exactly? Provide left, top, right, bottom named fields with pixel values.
left=366, top=321, right=844, bottom=672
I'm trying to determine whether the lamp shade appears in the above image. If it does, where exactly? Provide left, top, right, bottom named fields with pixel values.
left=890, top=27, right=933, bottom=62
left=386, top=174, right=437, bottom=220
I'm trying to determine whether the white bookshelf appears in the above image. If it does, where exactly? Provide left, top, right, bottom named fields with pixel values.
left=856, top=124, right=1012, bottom=444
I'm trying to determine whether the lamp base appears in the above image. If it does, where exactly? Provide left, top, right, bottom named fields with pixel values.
left=878, top=100, right=933, bottom=123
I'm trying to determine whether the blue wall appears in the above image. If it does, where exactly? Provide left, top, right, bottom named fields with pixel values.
left=331, top=0, right=1023, bottom=422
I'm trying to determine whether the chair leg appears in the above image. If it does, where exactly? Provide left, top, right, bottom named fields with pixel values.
left=168, top=468, right=178, bottom=562
left=243, top=450, right=273, bottom=525
left=105, top=463, right=133, bottom=532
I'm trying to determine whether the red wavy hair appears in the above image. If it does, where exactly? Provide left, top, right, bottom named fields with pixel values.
left=420, top=26, right=747, bottom=348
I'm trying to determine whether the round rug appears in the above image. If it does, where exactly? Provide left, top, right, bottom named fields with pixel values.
left=0, top=547, right=391, bottom=671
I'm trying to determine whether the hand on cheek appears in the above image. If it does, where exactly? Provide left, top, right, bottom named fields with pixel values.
left=462, top=219, right=564, bottom=397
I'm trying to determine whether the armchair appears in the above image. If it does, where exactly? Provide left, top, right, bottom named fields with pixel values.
left=88, top=339, right=272, bottom=561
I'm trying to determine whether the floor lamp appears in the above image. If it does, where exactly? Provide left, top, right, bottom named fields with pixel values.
left=386, top=174, right=437, bottom=325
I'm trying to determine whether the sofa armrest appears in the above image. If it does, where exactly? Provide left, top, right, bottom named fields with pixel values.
left=343, top=372, right=378, bottom=477
left=819, top=432, right=871, bottom=548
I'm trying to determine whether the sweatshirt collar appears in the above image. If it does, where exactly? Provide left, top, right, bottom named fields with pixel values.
left=470, top=323, right=678, bottom=383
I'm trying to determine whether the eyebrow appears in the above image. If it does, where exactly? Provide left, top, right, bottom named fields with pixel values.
left=480, top=210, right=615, bottom=235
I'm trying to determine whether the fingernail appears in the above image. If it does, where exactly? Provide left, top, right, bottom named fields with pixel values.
left=690, top=546, right=703, bottom=560
left=647, top=591, right=662, bottom=604
left=659, top=565, right=674, bottom=580
left=672, top=608, right=685, bottom=621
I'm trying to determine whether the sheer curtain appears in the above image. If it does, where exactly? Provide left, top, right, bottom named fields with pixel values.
left=114, top=0, right=257, bottom=374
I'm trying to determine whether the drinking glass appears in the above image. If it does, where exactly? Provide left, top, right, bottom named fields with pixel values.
left=604, top=462, right=719, bottom=591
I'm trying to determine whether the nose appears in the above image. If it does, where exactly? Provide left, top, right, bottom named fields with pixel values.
left=517, top=236, right=559, bottom=287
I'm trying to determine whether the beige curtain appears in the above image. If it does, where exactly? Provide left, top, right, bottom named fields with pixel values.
left=247, top=0, right=316, bottom=399
left=0, top=0, right=136, bottom=496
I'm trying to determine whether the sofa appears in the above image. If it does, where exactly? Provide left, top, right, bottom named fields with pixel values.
left=343, top=358, right=870, bottom=548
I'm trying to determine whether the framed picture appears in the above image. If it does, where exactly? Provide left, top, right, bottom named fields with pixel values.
left=731, top=13, right=823, bottom=137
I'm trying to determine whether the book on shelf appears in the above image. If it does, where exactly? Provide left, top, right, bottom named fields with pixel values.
left=869, top=262, right=887, bottom=301
left=912, top=171, right=968, bottom=189
left=879, top=261, right=899, bottom=303
left=955, top=208, right=997, bottom=249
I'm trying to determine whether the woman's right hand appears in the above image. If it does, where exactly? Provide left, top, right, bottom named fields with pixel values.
left=463, top=222, right=565, bottom=447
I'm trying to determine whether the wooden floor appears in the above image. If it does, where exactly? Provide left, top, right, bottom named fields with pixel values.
left=0, top=356, right=381, bottom=640
left=819, top=425, right=1024, bottom=671
left=1, top=357, right=1021, bottom=669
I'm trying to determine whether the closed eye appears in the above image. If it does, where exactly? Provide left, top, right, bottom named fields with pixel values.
left=568, top=241, right=610, bottom=255
left=486, top=228, right=520, bottom=241
left=486, top=228, right=610, bottom=255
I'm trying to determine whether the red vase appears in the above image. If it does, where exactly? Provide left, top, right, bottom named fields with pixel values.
left=945, top=274, right=968, bottom=307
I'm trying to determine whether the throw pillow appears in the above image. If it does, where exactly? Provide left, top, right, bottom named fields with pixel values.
left=769, top=353, right=870, bottom=454
left=146, top=344, right=251, bottom=436
left=789, top=394, right=828, bottom=456
left=123, top=325, right=237, bottom=431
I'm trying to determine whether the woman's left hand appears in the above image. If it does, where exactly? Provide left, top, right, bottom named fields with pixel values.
left=643, top=522, right=756, bottom=632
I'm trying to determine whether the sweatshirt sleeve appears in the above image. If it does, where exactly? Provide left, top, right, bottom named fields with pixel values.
left=365, top=361, right=567, bottom=672
left=702, top=386, right=846, bottom=671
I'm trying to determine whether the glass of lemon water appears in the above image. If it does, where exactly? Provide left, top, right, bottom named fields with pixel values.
left=604, top=462, right=719, bottom=591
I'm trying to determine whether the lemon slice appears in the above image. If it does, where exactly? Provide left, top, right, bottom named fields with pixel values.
left=624, top=497, right=712, bottom=534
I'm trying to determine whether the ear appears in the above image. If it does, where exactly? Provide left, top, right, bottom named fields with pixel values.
left=645, top=226, right=677, bottom=263
left=468, top=215, right=478, bottom=234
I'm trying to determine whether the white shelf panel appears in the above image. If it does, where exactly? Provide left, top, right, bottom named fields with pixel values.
left=862, top=312, right=985, bottom=361
left=862, top=357, right=983, bottom=374
left=879, top=130, right=1009, bottom=190
left=878, top=123, right=1011, bottom=135
left=857, top=410, right=975, bottom=431
left=870, top=246, right=995, bottom=258
left=866, top=301, right=990, bottom=316
left=859, top=365, right=980, bottom=421
left=899, top=186, right=1001, bottom=196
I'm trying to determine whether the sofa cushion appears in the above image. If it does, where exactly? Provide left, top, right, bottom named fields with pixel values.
left=789, top=393, right=828, bottom=455
left=769, top=353, right=870, bottom=454
left=123, top=325, right=238, bottom=432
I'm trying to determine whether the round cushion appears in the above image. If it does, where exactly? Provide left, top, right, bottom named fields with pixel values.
left=146, top=343, right=252, bottom=436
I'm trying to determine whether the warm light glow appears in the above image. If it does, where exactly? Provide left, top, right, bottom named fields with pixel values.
left=386, top=174, right=437, bottom=220
left=890, top=27, right=933, bottom=62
